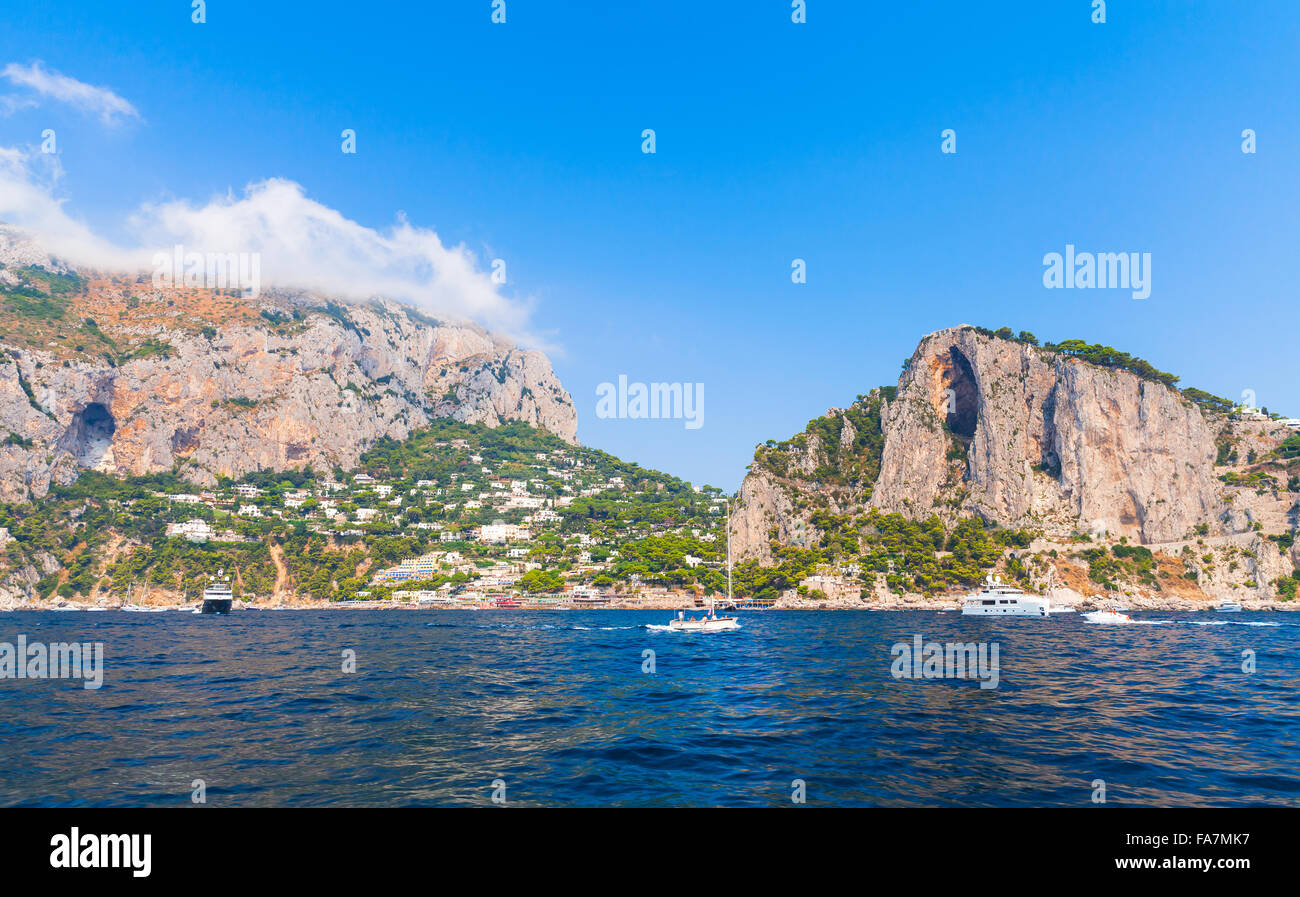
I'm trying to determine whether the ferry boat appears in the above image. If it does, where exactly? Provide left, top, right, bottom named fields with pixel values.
left=960, top=575, right=1049, bottom=617
left=199, top=580, right=233, bottom=614
left=1213, top=601, right=1244, bottom=613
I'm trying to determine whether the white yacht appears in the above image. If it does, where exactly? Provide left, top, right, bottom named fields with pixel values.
left=1213, top=601, right=1244, bottom=613
left=668, top=502, right=740, bottom=632
left=199, top=578, right=234, bottom=614
left=960, top=575, right=1049, bottom=617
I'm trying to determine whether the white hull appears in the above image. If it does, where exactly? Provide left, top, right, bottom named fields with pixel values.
left=1214, top=603, right=1243, bottom=613
left=1082, top=610, right=1133, bottom=625
left=668, top=617, right=740, bottom=632
left=961, top=603, right=1048, bottom=617
left=959, top=575, right=1052, bottom=616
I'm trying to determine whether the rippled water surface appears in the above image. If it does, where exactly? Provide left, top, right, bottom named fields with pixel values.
left=1, top=609, right=1297, bottom=806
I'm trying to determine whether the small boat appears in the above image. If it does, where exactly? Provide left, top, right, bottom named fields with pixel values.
left=960, top=575, right=1049, bottom=617
left=667, top=501, right=740, bottom=633
left=1214, top=601, right=1244, bottom=613
left=199, top=579, right=233, bottom=614
left=669, top=612, right=740, bottom=632
left=1083, top=609, right=1133, bottom=625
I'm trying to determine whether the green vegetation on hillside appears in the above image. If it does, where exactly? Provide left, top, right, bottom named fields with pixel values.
left=751, top=389, right=889, bottom=493
left=727, top=510, right=1037, bottom=602
left=1274, top=434, right=1300, bottom=460
left=967, top=326, right=1242, bottom=414
left=0, top=418, right=728, bottom=604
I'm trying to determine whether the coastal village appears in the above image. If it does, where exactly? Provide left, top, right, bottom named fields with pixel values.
left=3, top=420, right=735, bottom=610
left=157, top=441, right=728, bottom=609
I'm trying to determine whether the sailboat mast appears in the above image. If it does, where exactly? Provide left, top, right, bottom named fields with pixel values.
left=725, top=499, right=732, bottom=606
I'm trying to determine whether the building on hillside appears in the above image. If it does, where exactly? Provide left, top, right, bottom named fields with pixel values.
left=167, top=519, right=216, bottom=542
left=478, top=523, right=532, bottom=544
left=376, top=552, right=443, bottom=582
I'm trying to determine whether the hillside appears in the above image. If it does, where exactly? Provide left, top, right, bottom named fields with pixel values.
left=730, top=326, right=1300, bottom=606
left=0, top=418, right=730, bottom=608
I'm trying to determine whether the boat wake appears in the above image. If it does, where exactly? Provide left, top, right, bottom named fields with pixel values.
left=1082, top=614, right=1287, bottom=627
left=1182, top=619, right=1285, bottom=627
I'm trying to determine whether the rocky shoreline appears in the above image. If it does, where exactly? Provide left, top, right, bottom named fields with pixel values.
left=6, top=594, right=1295, bottom=612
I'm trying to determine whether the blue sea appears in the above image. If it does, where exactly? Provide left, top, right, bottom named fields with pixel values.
left=1, top=609, right=1297, bottom=807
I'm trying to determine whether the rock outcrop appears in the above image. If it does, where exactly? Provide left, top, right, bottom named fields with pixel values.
left=730, top=326, right=1299, bottom=603
left=0, top=235, right=577, bottom=501
left=869, top=326, right=1224, bottom=544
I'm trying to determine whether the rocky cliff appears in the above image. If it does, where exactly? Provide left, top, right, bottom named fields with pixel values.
left=0, top=232, right=577, bottom=501
left=869, top=326, right=1224, bottom=544
left=731, top=326, right=1300, bottom=603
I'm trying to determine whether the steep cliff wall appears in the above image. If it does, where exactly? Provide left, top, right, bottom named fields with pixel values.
left=0, top=239, right=576, bottom=501
left=869, top=327, right=1224, bottom=544
left=730, top=326, right=1299, bottom=603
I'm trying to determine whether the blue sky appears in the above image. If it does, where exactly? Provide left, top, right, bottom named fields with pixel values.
left=1, top=1, right=1297, bottom=490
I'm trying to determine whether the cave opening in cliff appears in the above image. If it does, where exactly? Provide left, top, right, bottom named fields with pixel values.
left=69, top=402, right=116, bottom=469
left=944, top=347, right=979, bottom=440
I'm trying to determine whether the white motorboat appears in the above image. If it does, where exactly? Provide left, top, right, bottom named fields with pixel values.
left=960, top=575, right=1049, bottom=616
left=1213, top=601, right=1244, bottom=613
left=1083, top=609, right=1133, bottom=625
left=667, top=501, right=740, bottom=633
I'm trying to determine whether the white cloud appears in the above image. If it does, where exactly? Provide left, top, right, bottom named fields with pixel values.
left=0, top=145, right=129, bottom=268
left=132, top=179, right=536, bottom=338
left=0, top=148, right=538, bottom=342
left=2, top=61, right=141, bottom=125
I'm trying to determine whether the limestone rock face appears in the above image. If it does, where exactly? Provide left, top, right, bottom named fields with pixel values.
left=869, top=327, right=1225, bottom=544
left=730, top=326, right=1297, bottom=606
left=0, top=299, right=577, bottom=501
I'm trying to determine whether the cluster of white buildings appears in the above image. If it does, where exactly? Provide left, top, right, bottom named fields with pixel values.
left=164, top=519, right=248, bottom=543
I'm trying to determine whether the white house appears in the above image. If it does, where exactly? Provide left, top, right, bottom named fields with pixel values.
left=478, top=523, right=532, bottom=544
left=167, top=519, right=216, bottom=542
